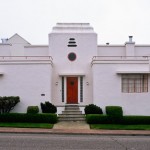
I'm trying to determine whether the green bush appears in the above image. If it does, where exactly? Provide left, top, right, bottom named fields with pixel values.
left=106, top=106, right=123, bottom=123
left=86, top=114, right=150, bottom=125
left=122, top=116, right=150, bottom=125
left=27, top=106, right=39, bottom=114
left=0, top=113, right=57, bottom=123
left=84, top=104, right=103, bottom=114
left=0, top=96, right=20, bottom=114
left=86, top=114, right=110, bottom=124
left=41, top=101, right=57, bottom=113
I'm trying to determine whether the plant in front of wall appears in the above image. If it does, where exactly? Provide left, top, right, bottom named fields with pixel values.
left=0, top=96, right=20, bottom=114
left=40, top=101, right=57, bottom=113
left=84, top=104, right=103, bottom=114
left=106, top=106, right=123, bottom=123
left=27, top=106, right=39, bottom=114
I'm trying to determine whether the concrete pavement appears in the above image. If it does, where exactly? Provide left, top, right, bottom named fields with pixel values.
left=0, top=121, right=150, bottom=136
left=0, top=127, right=150, bottom=136
left=53, top=121, right=90, bottom=129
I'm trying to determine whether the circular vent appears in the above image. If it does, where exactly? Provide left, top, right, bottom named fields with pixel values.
left=68, top=52, right=76, bottom=61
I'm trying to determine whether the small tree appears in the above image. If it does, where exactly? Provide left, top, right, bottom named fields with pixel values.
left=0, top=96, right=20, bottom=114
left=41, top=101, right=57, bottom=113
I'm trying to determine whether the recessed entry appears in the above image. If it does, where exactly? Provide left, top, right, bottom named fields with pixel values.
left=68, top=38, right=77, bottom=47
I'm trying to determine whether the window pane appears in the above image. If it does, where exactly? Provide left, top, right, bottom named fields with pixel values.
left=122, top=74, right=148, bottom=93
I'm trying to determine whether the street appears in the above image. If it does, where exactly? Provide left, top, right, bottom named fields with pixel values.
left=0, top=133, right=150, bottom=150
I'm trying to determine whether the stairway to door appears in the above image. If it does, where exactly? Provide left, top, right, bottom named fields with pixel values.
left=58, top=105, right=85, bottom=121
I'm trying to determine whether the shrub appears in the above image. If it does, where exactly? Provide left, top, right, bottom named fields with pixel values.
left=86, top=114, right=110, bottom=124
left=86, top=114, right=150, bottom=125
left=27, top=106, right=39, bottom=114
left=0, top=113, right=57, bottom=123
left=122, top=116, right=150, bottom=125
left=41, top=101, right=57, bottom=113
left=0, top=96, right=20, bottom=114
left=84, top=104, right=103, bottom=114
left=106, top=106, right=123, bottom=123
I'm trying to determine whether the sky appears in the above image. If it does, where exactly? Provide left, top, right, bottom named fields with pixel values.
left=0, top=0, right=150, bottom=45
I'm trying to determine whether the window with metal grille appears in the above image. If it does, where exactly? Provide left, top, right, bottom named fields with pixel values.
left=122, top=74, right=148, bottom=93
left=80, top=77, right=83, bottom=102
left=62, top=77, right=64, bottom=102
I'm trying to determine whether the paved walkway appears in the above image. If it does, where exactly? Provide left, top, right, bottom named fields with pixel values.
left=53, top=121, right=90, bottom=130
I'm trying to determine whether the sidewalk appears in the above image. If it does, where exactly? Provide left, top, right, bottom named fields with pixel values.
left=0, top=121, right=150, bottom=136
left=0, top=127, right=150, bottom=136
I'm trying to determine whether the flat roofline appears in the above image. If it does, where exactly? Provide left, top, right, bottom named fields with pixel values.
left=98, top=45, right=125, bottom=47
left=59, top=73, right=85, bottom=76
left=117, top=71, right=150, bottom=74
left=98, top=44, right=150, bottom=47
left=135, top=45, right=150, bottom=47
left=24, top=45, right=48, bottom=48
left=57, top=23, right=90, bottom=25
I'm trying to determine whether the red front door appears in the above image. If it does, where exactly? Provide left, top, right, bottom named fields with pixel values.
left=67, top=77, right=78, bottom=104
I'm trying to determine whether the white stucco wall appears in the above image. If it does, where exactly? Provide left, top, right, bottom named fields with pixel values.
left=135, top=45, right=150, bottom=56
left=92, top=61, right=150, bottom=115
left=6, top=34, right=31, bottom=56
left=0, top=44, right=11, bottom=56
left=49, top=30, right=97, bottom=106
left=0, top=60, right=52, bottom=113
left=97, top=45, right=125, bottom=56
left=1, top=24, right=150, bottom=116
left=24, top=46, right=49, bottom=56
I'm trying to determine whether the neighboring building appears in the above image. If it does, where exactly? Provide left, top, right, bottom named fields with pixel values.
left=0, top=23, right=150, bottom=115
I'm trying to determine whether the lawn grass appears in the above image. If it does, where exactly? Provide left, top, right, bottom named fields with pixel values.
left=0, top=123, right=53, bottom=129
left=90, top=124, right=150, bottom=130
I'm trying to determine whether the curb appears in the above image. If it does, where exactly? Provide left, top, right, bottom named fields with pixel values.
left=0, top=128, right=150, bottom=136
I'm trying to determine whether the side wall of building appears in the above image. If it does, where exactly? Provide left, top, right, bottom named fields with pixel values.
left=0, top=61, right=52, bottom=113
left=92, top=62, right=150, bottom=115
left=0, top=44, right=11, bottom=56
left=24, top=46, right=49, bottom=56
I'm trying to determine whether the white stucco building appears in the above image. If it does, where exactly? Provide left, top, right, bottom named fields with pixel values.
left=0, top=23, right=150, bottom=115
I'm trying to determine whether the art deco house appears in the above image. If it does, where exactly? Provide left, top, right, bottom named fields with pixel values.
left=0, top=23, right=150, bottom=115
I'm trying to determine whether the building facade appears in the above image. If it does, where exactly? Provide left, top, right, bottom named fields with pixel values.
left=0, top=23, right=150, bottom=115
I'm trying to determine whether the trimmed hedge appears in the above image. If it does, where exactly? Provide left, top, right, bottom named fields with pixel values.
left=0, top=113, right=57, bottom=123
left=106, top=106, right=123, bottom=117
left=122, top=116, right=150, bottom=125
left=86, top=114, right=150, bottom=125
left=106, top=106, right=123, bottom=123
left=84, top=104, right=103, bottom=114
left=86, top=114, right=110, bottom=124
left=27, top=106, right=39, bottom=114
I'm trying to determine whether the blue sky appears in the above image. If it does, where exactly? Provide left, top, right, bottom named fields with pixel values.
left=0, top=0, right=150, bottom=45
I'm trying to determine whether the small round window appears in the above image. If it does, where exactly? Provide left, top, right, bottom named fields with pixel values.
left=68, top=52, right=76, bottom=61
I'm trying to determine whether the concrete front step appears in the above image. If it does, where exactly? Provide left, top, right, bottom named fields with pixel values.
left=65, top=105, right=79, bottom=107
left=59, top=117, right=86, bottom=121
left=58, top=105, right=85, bottom=121
left=62, top=111, right=83, bottom=114
left=59, top=114, right=85, bottom=118
left=65, top=105, right=80, bottom=109
left=65, top=107, right=80, bottom=111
